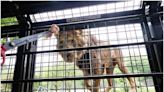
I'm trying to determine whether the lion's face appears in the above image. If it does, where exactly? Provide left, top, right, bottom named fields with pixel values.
left=56, top=30, right=86, bottom=62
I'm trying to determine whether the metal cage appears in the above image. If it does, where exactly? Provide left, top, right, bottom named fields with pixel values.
left=1, top=1, right=163, bottom=92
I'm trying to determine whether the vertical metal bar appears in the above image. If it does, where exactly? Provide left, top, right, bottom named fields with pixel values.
left=23, top=14, right=37, bottom=92
left=148, top=1, right=163, bottom=92
left=11, top=3, right=37, bottom=92
left=140, top=1, right=163, bottom=92
left=11, top=3, right=29, bottom=92
left=148, top=1, right=163, bottom=72
left=141, top=17, right=161, bottom=92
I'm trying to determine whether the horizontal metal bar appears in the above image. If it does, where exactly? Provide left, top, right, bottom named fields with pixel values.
left=6, top=40, right=163, bottom=56
left=34, top=18, right=141, bottom=34
left=2, top=9, right=142, bottom=33
left=1, top=18, right=140, bottom=38
left=33, top=11, right=163, bottom=30
left=2, top=10, right=162, bottom=36
left=32, top=9, right=143, bottom=29
left=1, top=25, right=20, bottom=33
left=2, top=1, right=115, bottom=18
left=1, top=72, right=162, bottom=83
left=33, top=10, right=163, bottom=32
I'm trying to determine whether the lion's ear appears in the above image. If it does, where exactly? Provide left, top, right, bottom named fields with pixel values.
left=74, top=30, right=83, bottom=37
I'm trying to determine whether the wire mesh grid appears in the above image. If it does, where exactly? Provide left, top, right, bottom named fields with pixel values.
left=0, top=21, right=157, bottom=91
left=1, top=1, right=162, bottom=92
left=30, top=0, right=143, bottom=23
left=31, top=22, right=156, bottom=92
left=1, top=36, right=18, bottom=92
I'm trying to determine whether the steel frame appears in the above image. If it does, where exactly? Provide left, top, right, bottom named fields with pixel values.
left=1, top=1, right=163, bottom=92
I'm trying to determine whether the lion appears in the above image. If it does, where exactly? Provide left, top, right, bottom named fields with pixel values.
left=48, top=24, right=136, bottom=92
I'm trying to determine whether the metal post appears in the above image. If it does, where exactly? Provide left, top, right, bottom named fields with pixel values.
left=140, top=1, right=163, bottom=92
left=11, top=3, right=37, bottom=92
left=148, top=1, right=163, bottom=72
left=148, top=1, right=163, bottom=92
left=11, top=3, right=29, bottom=92
left=23, top=15, right=37, bottom=92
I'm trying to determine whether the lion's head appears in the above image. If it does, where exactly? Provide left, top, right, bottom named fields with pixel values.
left=50, top=24, right=86, bottom=62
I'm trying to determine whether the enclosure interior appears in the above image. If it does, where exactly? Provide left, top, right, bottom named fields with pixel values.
left=1, top=1, right=163, bottom=92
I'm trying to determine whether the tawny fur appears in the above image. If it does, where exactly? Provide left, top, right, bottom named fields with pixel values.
left=49, top=24, right=136, bottom=92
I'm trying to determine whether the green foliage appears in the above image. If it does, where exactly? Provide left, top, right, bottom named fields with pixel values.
left=1, top=17, right=18, bottom=27
left=33, top=55, right=155, bottom=91
left=1, top=36, right=19, bottom=44
left=109, top=87, right=155, bottom=92
left=1, top=66, right=14, bottom=91
left=124, top=55, right=151, bottom=73
left=1, top=84, right=12, bottom=92
left=34, top=62, right=84, bottom=91
left=1, top=56, right=155, bottom=92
